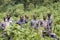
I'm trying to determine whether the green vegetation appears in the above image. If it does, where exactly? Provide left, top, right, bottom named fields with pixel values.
left=0, top=0, right=60, bottom=40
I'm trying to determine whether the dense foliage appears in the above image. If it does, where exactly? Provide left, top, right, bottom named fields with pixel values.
left=0, top=0, right=60, bottom=40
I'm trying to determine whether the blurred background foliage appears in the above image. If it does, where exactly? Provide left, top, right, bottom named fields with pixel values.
left=0, top=0, right=60, bottom=40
